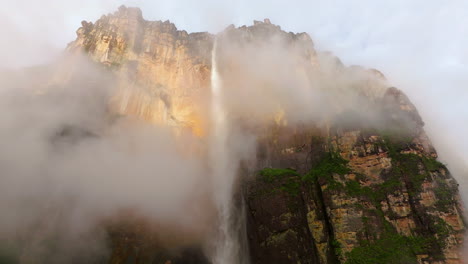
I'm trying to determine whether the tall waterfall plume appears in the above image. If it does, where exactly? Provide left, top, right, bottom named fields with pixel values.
left=209, top=38, right=249, bottom=264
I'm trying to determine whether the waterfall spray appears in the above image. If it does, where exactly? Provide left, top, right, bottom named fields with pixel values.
left=209, top=38, right=249, bottom=264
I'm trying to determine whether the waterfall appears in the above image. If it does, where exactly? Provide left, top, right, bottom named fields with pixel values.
left=209, top=38, right=249, bottom=264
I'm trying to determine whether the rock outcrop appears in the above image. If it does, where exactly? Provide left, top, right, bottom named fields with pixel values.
left=67, top=6, right=465, bottom=264
left=246, top=89, right=465, bottom=263
left=68, top=6, right=213, bottom=136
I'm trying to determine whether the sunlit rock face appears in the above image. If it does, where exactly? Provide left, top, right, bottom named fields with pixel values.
left=67, top=6, right=213, bottom=136
left=66, top=6, right=465, bottom=264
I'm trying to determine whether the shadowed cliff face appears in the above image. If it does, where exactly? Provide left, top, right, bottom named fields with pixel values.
left=2, top=5, right=464, bottom=264
left=247, top=89, right=465, bottom=264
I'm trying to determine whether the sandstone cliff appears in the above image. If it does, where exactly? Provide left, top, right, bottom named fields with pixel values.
left=247, top=88, right=465, bottom=264
left=66, top=6, right=465, bottom=264
left=67, top=6, right=213, bottom=136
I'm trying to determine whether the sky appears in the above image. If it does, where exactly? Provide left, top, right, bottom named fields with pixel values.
left=1, top=0, right=467, bottom=187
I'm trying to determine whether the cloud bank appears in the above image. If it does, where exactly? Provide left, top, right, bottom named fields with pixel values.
left=0, top=56, right=215, bottom=262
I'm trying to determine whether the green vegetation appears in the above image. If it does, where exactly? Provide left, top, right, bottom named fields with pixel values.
left=258, top=152, right=352, bottom=195
left=381, top=135, right=453, bottom=207
left=346, top=216, right=427, bottom=264
left=433, top=178, right=456, bottom=212
left=258, top=144, right=445, bottom=203
left=382, top=134, right=445, bottom=173
left=331, top=239, right=343, bottom=257
left=352, top=133, right=455, bottom=210
left=344, top=180, right=383, bottom=203
left=257, top=168, right=301, bottom=196
left=379, top=136, right=445, bottom=195
left=256, top=139, right=455, bottom=262
left=422, top=156, right=446, bottom=171
left=379, top=134, right=413, bottom=156
left=432, top=218, right=452, bottom=248
left=279, top=178, right=301, bottom=196
left=392, top=153, right=427, bottom=194
left=303, top=152, right=350, bottom=190
left=342, top=134, right=455, bottom=263
left=259, top=168, right=299, bottom=182
left=345, top=232, right=425, bottom=264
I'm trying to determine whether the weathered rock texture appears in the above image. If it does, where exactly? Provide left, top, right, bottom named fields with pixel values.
left=247, top=88, right=466, bottom=264
left=68, top=6, right=213, bottom=136
left=68, top=6, right=465, bottom=264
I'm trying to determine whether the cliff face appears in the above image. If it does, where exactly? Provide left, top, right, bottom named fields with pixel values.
left=247, top=88, right=465, bottom=264
left=68, top=6, right=465, bottom=264
left=67, top=6, right=213, bottom=136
